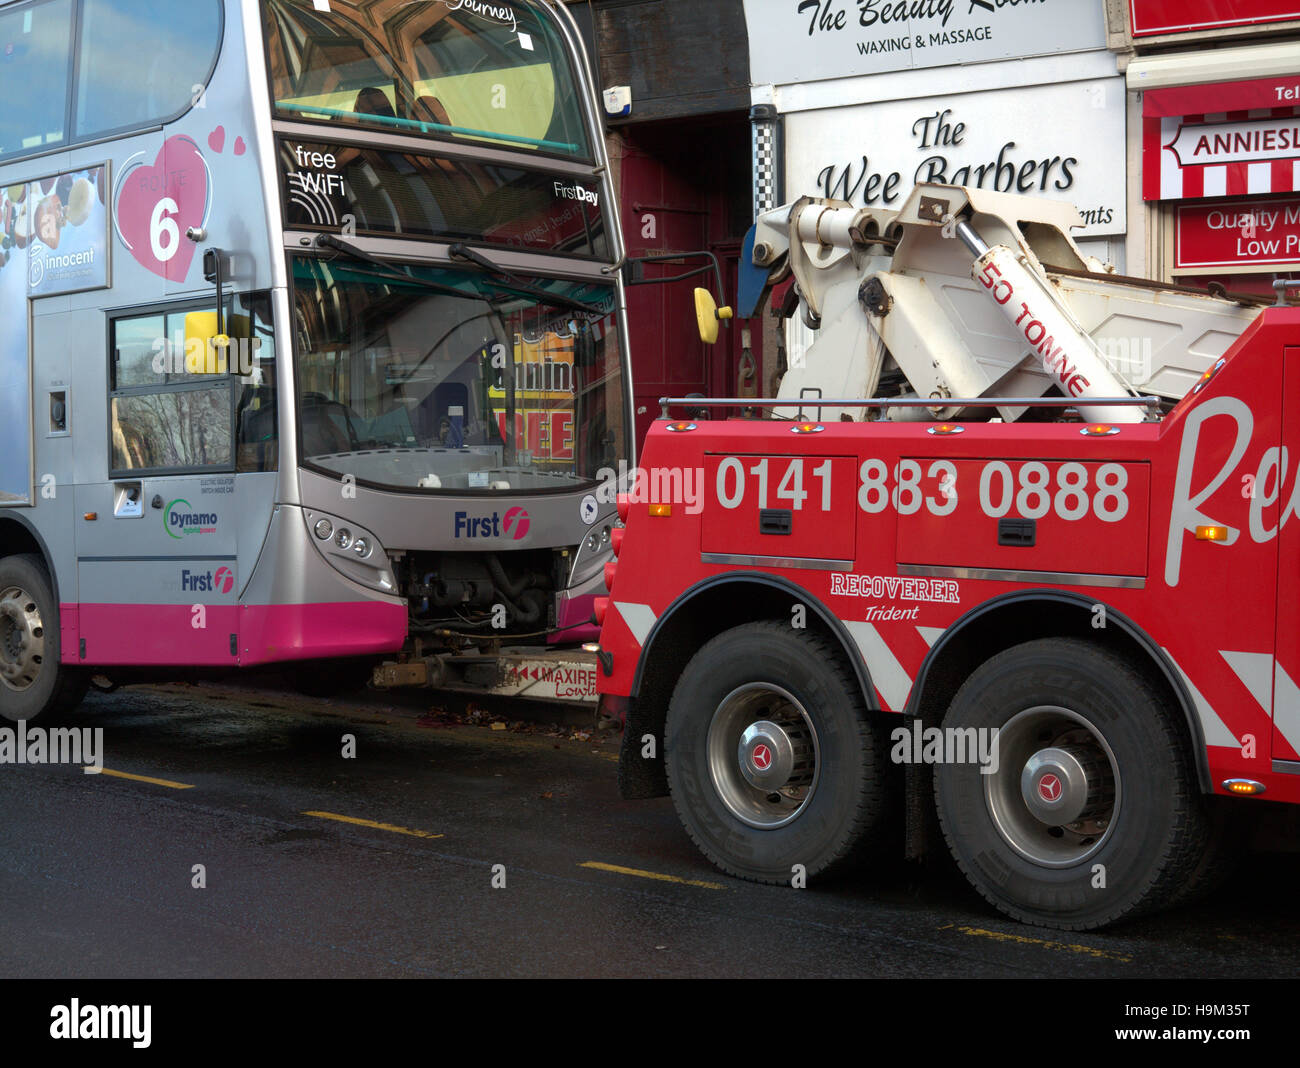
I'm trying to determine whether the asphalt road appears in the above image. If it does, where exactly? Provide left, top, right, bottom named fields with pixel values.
left=0, top=680, right=1297, bottom=980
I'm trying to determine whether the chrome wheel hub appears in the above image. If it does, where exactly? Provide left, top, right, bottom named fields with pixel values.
left=738, top=719, right=813, bottom=791
left=0, top=584, right=45, bottom=692
left=707, top=684, right=820, bottom=829
left=1021, top=744, right=1112, bottom=826
left=985, top=707, right=1120, bottom=867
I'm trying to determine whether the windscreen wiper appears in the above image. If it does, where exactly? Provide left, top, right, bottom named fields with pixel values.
left=314, top=234, right=481, bottom=301
left=447, top=243, right=607, bottom=316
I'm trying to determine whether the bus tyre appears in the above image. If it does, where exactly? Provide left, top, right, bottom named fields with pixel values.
left=0, top=554, right=87, bottom=722
left=933, top=638, right=1210, bottom=931
left=664, top=620, right=887, bottom=884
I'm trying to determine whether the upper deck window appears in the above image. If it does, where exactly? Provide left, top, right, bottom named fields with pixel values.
left=0, top=0, right=73, bottom=159
left=74, top=0, right=223, bottom=140
left=264, top=0, right=591, bottom=160
left=0, top=0, right=222, bottom=163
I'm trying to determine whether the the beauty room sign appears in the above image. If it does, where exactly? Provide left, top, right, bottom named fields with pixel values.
left=743, top=0, right=1107, bottom=85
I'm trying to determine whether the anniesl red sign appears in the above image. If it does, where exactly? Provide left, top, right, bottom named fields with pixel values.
left=1175, top=195, right=1300, bottom=269
left=1142, top=75, right=1300, bottom=200
left=1131, top=1, right=1300, bottom=37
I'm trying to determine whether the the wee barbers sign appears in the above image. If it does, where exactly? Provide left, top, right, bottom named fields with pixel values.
left=744, top=0, right=1105, bottom=84
left=786, top=80, right=1126, bottom=236
left=816, top=107, right=1079, bottom=208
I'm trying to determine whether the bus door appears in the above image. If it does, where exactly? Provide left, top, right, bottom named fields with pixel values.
left=73, top=301, right=245, bottom=668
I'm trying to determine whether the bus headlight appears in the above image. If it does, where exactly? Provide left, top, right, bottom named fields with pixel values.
left=303, top=510, right=395, bottom=594
left=572, top=519, right=616, bottom=588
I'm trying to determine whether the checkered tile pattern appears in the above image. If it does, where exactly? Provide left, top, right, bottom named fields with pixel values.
left=752, top=118, right=780, bottom=217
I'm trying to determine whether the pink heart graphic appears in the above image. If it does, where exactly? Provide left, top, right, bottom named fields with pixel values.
left=207, top=125, right=225, bottom=153
left=115, top=135, right=209, bottom=281
left=233, top=136, right=246, bottom=156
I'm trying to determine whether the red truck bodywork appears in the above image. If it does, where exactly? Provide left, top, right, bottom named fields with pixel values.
left=602, top=309, right=1300, bottom=801
left=597, top=308, right=1300, bottom=926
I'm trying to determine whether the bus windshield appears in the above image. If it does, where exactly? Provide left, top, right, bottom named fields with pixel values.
left=264, top=0, right=591, bottom=159
left=292, top=256, right=625, bottom=492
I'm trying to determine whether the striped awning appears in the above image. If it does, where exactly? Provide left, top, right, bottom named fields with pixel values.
left=1142, top=74, right=1300, bottom=200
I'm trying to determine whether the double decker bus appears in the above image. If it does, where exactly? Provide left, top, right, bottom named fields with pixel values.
left=0, top=0, right=631, bottom=720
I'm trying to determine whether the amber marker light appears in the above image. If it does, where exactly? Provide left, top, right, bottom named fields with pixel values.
left=1081, top=424, right=1120, bottom=436
left=1193, top=358, right=1227, bottom=394
left=927, top=423, right=964, bottom=435
left=1195, top=525, right=1230, bottom=541
left=648, top=503, right=672, bottom=517
left=666, top=421, right=697, bottom=432
left=791, top=422, right=824, bottom=433
left=1222, top=779, right=1265, bottom=796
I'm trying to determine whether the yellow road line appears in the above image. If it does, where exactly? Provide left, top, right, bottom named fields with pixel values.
left=580, top=861, right=725, bottom=890
left=98, top=768, right=195, bottom=790
left=940, top=924, right=1131, bottom=962
left=303, top=811, right=444, bottom=839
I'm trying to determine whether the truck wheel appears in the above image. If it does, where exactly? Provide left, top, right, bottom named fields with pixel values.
left=0, top=554, right=87, bottom=722
left=1166, top=800, right=1241, bottom=906
left=664, top=620, right=887, bottom=883
left=934, top=638, right=1208, bottom=930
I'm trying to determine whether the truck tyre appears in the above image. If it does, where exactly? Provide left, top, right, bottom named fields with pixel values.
left=1166, top=800, right=1241, bottom=906
left=664, top=620, right=888, bottom=883
left=0, top=554, right=88, bottom=722
left=934, top=638, right=1210, bottom=930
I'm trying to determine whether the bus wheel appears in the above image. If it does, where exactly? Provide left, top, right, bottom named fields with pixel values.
left=933, top=638, right=1209, bottom=930
left=664, top=620, right=887, bottom=884
left=0, top=554, right=87, bottom=722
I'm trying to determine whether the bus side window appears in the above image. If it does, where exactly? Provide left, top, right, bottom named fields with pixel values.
left=232, top=292, right=278, bottom=474
left=74, top=0, right=222, bottom=140
left=109, top=303, right=234, bottom=476
left=0, top=0, right=73, bottom=160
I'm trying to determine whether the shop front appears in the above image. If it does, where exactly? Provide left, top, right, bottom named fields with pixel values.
left=1115, top=0, right=1300, bottom=293
left=740, top=0, right=1125, bottom=369
left=1139, top=70, right=1300, bottom=296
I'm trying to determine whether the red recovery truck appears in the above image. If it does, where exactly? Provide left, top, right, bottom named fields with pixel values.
left=594, top=183, right=1300, bottom=930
